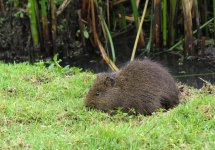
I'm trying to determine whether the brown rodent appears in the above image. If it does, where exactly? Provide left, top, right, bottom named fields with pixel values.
left=84, top=59, right=179, bottom=115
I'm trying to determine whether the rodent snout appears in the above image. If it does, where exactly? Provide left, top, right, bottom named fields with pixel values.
left=84, top=101, right=96, bottom=109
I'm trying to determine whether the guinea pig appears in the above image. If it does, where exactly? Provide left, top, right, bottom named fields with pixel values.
left=84, top=60, right=179, bottom=115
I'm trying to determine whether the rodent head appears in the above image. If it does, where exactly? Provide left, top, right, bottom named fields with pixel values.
left=84, top=73, right=120, bottom=112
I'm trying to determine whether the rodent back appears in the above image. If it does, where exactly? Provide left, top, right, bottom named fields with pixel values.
left=116, top=60, right=179, bottom=106
left=118, top=60, right=177, bottom=90
left=84, top=59, right=179, bottom=114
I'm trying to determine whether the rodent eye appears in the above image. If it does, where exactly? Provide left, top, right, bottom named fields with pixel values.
left=95, top=91, right=100, bottom=96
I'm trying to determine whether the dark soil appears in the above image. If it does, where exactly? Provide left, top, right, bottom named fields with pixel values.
left=0, top=9, right=31, bottom=61
left=0, top=0, right=82, bottom=62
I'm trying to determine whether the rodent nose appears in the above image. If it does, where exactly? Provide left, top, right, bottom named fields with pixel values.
left=84, top=101, right=95, bottom=108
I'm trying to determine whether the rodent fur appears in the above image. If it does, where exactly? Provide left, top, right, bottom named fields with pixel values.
left=84, top=59, right=179, bottom=115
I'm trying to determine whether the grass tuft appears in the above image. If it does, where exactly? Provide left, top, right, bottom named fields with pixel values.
left=0, top=62, right=214, bottom=149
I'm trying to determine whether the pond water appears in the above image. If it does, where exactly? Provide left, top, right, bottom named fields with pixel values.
left=61, top=51, right=215, bottom=89
left=165, top=57, right=215, bottom=88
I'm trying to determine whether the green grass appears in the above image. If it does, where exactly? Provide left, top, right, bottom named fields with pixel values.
left=0, top=62, right=214, bottom=149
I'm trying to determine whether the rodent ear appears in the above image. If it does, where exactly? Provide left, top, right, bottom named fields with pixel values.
left=104, top=76, right=116, bottom=87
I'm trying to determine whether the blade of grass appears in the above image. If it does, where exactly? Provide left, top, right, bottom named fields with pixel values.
left=41, top=0, right=50, bottom=51
left=182, top=0, right=194, bottom=56
left=91, top=0, right=97, bottom=47
left=106, top=0, right=110, bottom=28
left=0, top=0, right=4, bottom=11
left=50, top=0, right=57, bottom=54
left=154, top=18, right=215, bottom=55
left=130, top=0, right=145, bottom=47
left=93, top=0, right=118, bottom=71
left=112, top=11, right=117, bottom=31
left=102, top=19, right=116, bottom=62
left=28, top=0, right=39, bottom=45
left=130, top=0, right=149, bottom=61
left=162, top=0, right=167, bottom=46
left=213, top=0, right=215, bottom=42
left=203, top=0, right=209, bottom=36
left=146, top=3, right=153, bottom=51
left=119, top=4, right=126, bottom=29
left=193, top=0, right=201, bottom=46
left=130, top=0, right=139, bottom=29
left=153, top=0, right=161, bottom=47
left=169, top=0, right=177, bottom=45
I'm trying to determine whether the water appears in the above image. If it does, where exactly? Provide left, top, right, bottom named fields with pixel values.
left=61, top=52, right=215, bottom=89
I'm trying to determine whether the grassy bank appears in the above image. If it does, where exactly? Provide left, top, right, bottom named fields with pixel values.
left=0, top=62, right=214, bottom=149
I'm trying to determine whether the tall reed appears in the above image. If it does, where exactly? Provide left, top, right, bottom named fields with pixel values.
left=169, top=0, right=177, bottom=45
left=41, top=0, right=50, bottom=52
left=28, top=0, right=39, bottom=45
left=162, top=0, right=167, bottom=46
left=213, top=0, right=215, bottom=41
